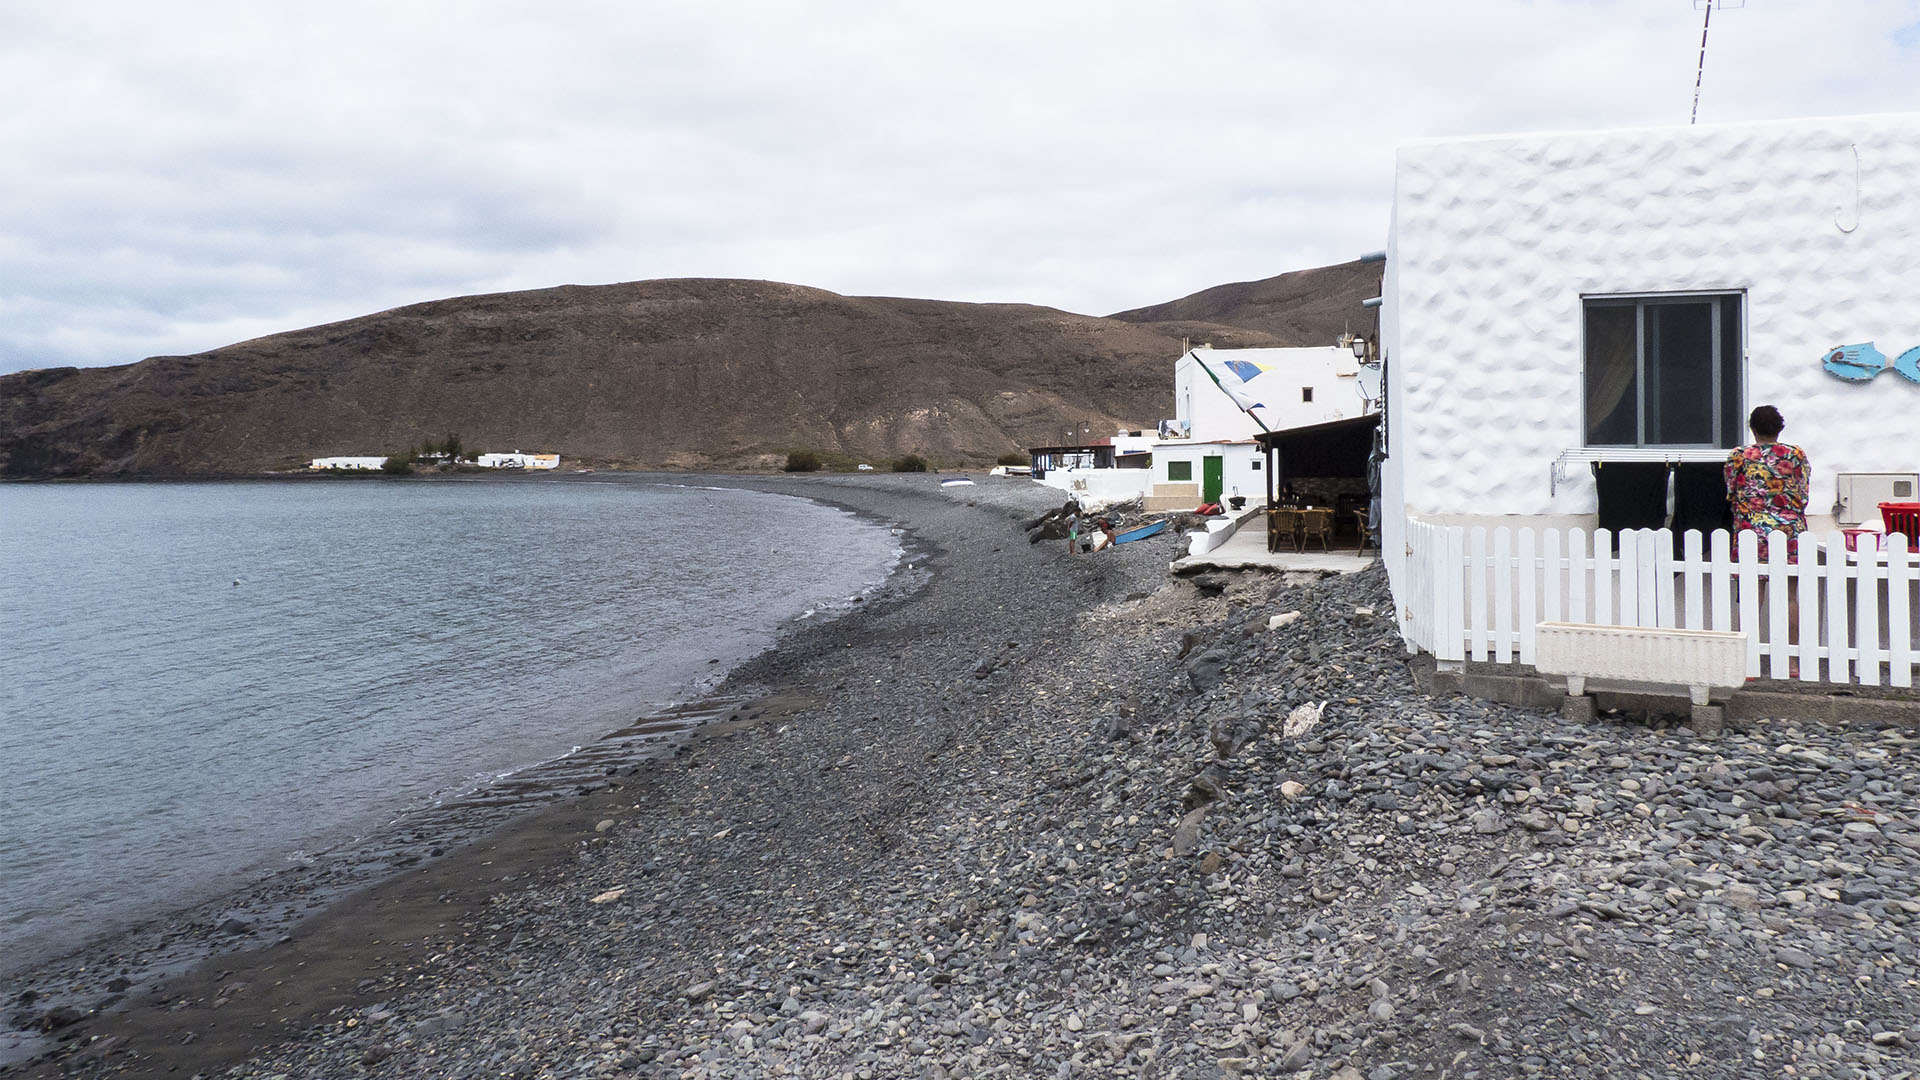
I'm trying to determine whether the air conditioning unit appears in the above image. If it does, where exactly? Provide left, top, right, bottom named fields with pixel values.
left=1836, top=472, right=1920, bottom=525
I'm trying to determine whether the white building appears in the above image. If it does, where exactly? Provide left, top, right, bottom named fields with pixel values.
left=310, top=452, right=563, bottom=471
left=1029, top=432, right=1156, bottom=504
left=1145, top=345, right=1368, bottom=510
left=309, top=456, right=388, bottom=470
left=476, top=452, right=562, bottom=470
left=1376, top=113, right=1920, bottom=671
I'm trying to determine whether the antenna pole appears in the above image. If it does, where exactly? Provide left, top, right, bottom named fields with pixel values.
left=1690, top=2, right=1713, bottom=125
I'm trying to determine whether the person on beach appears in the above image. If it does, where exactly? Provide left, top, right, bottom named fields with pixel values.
left=1063, top=501, right=1082, bottom=556
left=1725, top=404, right=1810, bottom=671
left=1087, top=518, right=1117, bottom=553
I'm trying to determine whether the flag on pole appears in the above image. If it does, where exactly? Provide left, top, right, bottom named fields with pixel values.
left=1192, top=351, right=1272, bottom=432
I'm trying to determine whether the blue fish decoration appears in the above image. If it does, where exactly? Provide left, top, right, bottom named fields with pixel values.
left=1824, top=342, right=1887, bottom=381
left=1896, top=346, right=1920, bottom=384
left=1823, top=342, right=1920, bottom=384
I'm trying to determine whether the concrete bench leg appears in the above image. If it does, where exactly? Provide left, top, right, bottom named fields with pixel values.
left=1561, top=694, right=1596, bottom=723
left=1689, top=704, right=1725, bottom=736
left=1559, top=675, right=1595, bottom=722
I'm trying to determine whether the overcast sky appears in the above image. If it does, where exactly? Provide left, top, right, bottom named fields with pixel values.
left=3, top=1, right=1916, bottom=375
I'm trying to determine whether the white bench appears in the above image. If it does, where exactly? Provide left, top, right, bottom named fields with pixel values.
left=1534, top=622, right=1748, bottom=731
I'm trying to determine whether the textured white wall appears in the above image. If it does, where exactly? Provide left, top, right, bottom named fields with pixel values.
left=1380, top=112, right=1920, bottom=631
left=1388, top=112, right=1920, bottom=518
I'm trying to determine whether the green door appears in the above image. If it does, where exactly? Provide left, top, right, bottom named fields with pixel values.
left=1202, top=456, right=1224, bottom=503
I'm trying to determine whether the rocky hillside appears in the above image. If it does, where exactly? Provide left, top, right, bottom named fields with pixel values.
left=1109, top=259, right=1382, bottom=344
left=0, top=262, right=1378, bottom=478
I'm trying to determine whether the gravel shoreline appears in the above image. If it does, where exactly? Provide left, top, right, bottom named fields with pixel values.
left=0, top=472, right=932, bottom=1068
left=14, top=474, right=1920, bottom=1079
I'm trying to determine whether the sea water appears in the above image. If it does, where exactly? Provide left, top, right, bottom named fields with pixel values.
left=0, top=478, right=900, bottom=976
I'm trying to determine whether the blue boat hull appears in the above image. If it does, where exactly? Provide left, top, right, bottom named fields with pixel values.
left=1114, top=520, right=1168, bottom=544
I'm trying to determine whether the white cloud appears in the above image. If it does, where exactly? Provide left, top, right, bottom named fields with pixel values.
left=2, top=0, right=1917, bottom=373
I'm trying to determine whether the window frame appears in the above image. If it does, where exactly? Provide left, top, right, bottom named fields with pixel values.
left=1580, top=289, right=1746, bottom=449
left=1167, top=460, right=1193, bottom=482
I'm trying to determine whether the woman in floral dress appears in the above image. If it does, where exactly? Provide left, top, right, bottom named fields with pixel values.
left=1724, top=404, right=1811, bottom=559
left=1725, top=404, right=1810, bottom=675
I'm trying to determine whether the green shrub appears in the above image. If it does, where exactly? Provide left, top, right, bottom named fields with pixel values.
left=409, top=434, right=467, bottom=464
left=380, top=453, right=414, bottom=475
left=783, top=450, right=822, bottom=473
left=996, top=452, right=1028, bottom=467
left=891, top=454, right=928, bottom=473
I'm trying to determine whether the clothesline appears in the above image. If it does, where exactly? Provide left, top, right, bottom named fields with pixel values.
left=1550, top=447, right=1731, bottom=495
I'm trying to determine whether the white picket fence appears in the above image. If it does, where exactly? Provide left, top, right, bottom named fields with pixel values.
left=1403, top=522, right=1919, bottom=687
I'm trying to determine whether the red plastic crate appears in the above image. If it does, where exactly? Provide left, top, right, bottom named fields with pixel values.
left=1882, top=501, right=1920, bottom=542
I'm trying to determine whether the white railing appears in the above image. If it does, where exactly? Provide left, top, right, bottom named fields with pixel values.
left=1403, top=522, right=1918, bottom=687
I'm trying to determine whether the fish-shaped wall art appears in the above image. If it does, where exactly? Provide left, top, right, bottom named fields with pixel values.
left=1822, top=342, right=1920, bottom=384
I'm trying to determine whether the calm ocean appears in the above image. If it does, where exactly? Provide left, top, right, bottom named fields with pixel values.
left=0, top=478, right=900, bottom=976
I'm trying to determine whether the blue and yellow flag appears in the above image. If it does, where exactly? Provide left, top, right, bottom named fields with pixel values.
left=1193, top=351, right=1272, bottom=431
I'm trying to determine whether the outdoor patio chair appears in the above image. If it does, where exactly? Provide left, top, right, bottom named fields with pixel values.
left=1355, top=508, right=1376, bottom=556
left=1267, top=508, right=1304, bottom=553
left=1301, top=507, right=1334, bottom=552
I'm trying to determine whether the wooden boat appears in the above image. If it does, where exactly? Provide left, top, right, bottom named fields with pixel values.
left=1113, top=520, right=1168, bottom=544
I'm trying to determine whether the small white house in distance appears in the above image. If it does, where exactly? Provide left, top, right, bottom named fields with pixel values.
left=1377, top=112, right=1920, bottom=678
left=309, top=456, right=388, bottom=470
left=1145, top=345, right=1367, bottom=510
left=476, top=452, right=561, bottom=470
left=1030, top=432, right=1156, bottom=504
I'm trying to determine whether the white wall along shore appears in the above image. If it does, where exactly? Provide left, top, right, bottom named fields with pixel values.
left=310, top=452, right=562, bottom=470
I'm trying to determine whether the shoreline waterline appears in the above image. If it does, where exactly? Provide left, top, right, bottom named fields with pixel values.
left=0, top=475, right=934, bottom=1067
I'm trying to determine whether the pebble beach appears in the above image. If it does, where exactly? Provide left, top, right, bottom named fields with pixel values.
left=11, top=475, right=1920, bottom=1080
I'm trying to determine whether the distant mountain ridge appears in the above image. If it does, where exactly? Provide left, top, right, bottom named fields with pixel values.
left=1106, top=259, right=1382, bottom=342
left=0, top=260, right=1381, bottom=477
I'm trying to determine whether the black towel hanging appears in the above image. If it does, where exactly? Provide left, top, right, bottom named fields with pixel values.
left=1670, top=461, right=1734, bottom=556
left=1592, top=461, right=1670, bottom=543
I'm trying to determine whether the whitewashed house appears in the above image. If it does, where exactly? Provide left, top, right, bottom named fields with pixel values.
left=476, top=452, right=562, bottom=470
left=309, top=456, right=389, bottom=470
left=1144, top=345, right=1367, bottom=511
left=1029, top=430, right=1156, bottom=503
left=1377, top=112, right=1920, bottom=686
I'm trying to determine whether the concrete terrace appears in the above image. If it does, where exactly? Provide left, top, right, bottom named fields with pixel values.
left=1171, top=510, right=1377, bottom=575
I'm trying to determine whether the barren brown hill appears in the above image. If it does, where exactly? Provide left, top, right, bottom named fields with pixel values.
left=1108, top=258, right=1382, bottom=344
left=0, top=278, right=1303, bottom=478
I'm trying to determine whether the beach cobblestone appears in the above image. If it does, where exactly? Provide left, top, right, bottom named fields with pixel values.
left=15, top=477, right=1920, bottom=1079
